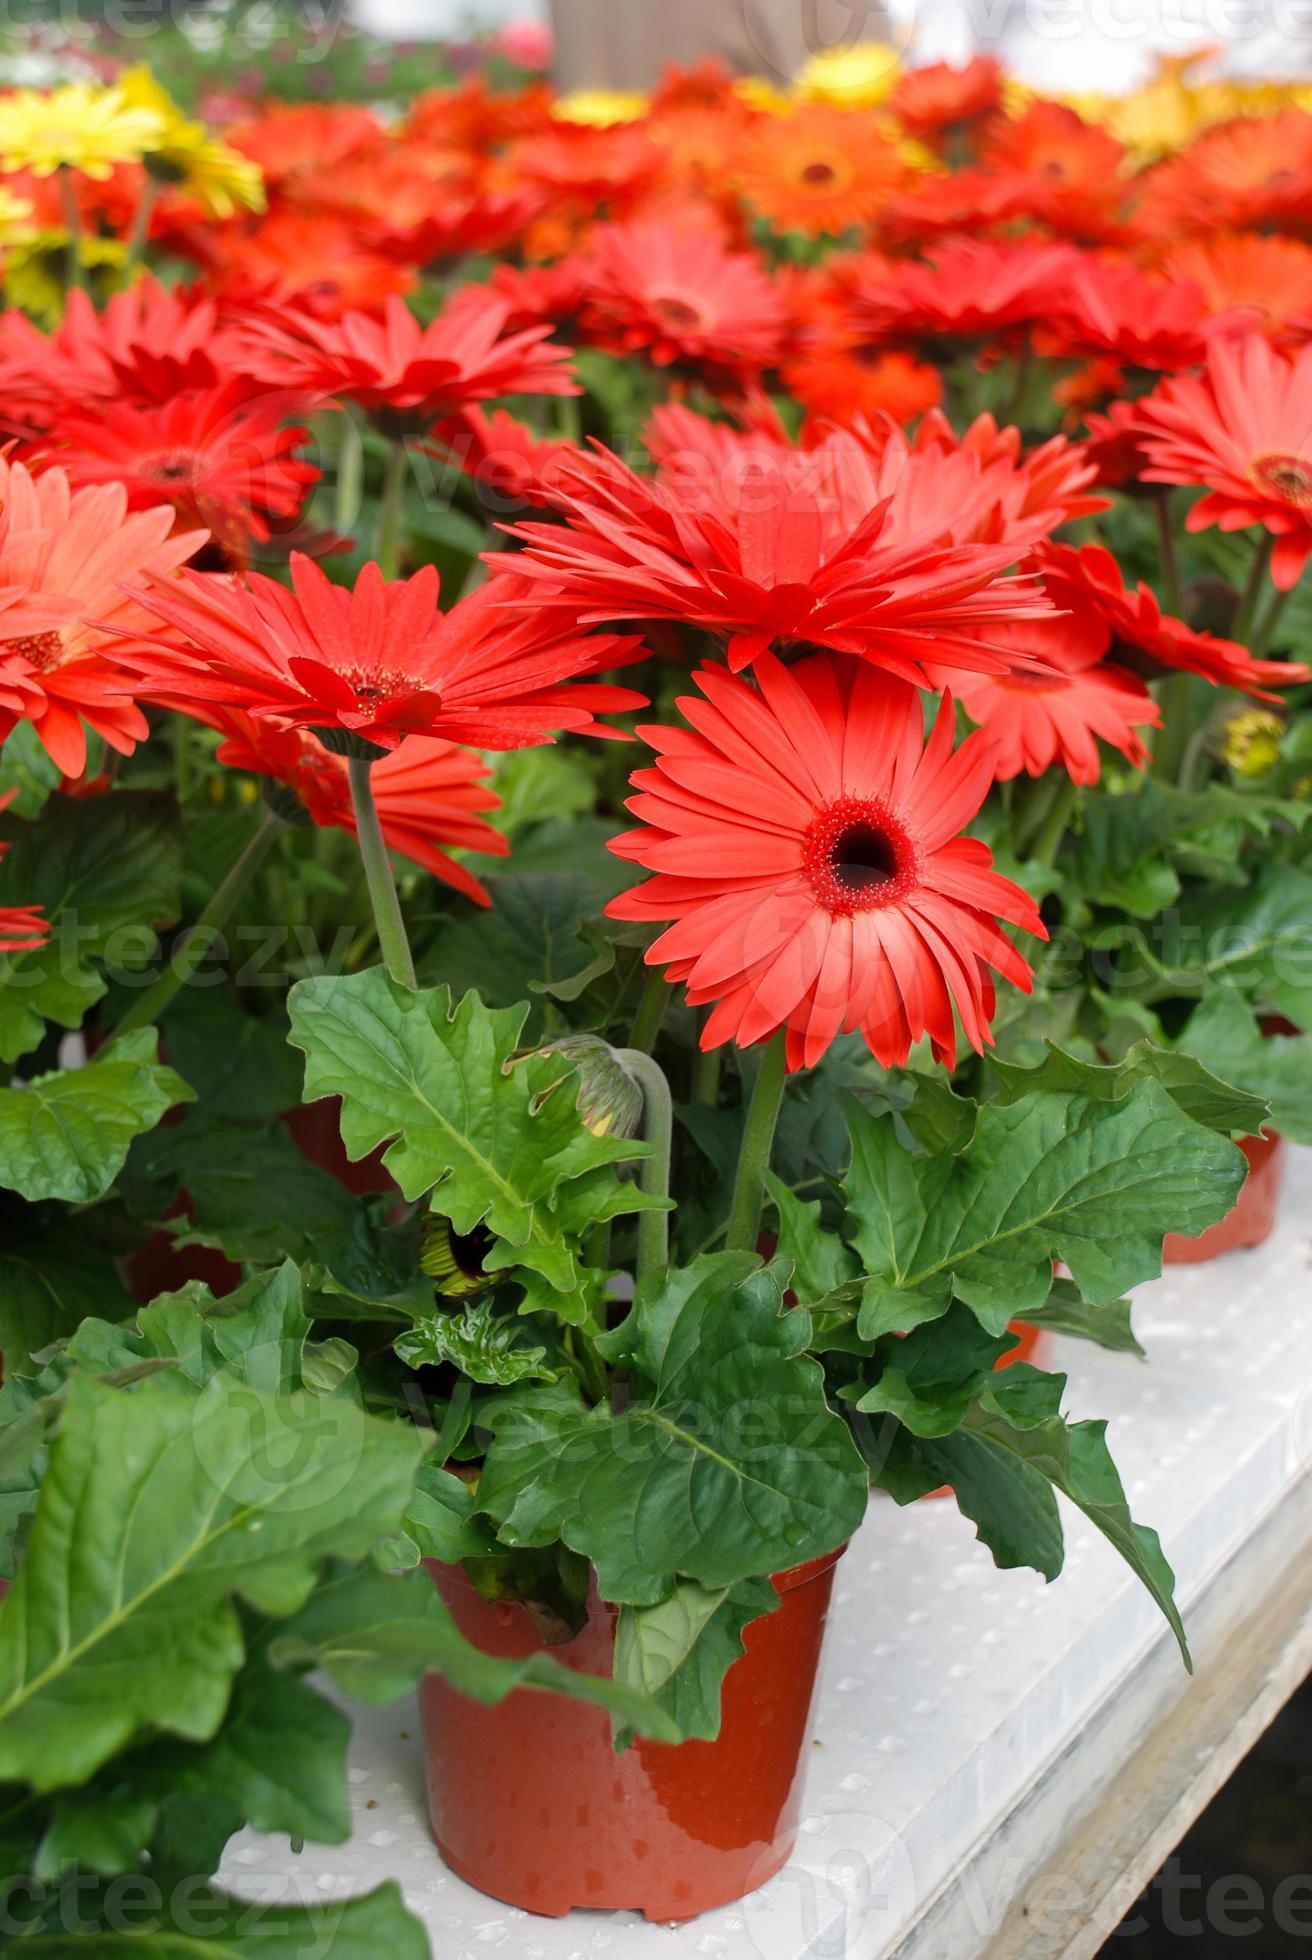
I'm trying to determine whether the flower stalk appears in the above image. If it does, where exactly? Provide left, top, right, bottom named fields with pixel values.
left=614, top=1046, right=673, bottom=1281
left=725, top=1033, right=788, bottom=1255
left=348, top=753, right=417, bottom=989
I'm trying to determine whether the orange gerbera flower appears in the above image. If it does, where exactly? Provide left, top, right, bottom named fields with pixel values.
left=735, top=106, right=906, bottom=238
left=948, top=585, right=1159, bottom=785
left=889, top=56, right=1003, bottom=145
left=200, top=708, right=507, bottom=907
left=1160, top=235, right=1312, bottom=344
left=607, top=654, right=1044, bottom=1070
left=226, top=101, right=384, bottom=190
left=119, top=554, right=643, bottom=752
left=1136, top=110, right=1312, bottom=240
left=403, top=77, right=554, bottom=154
left=980, top=101, right=1132, bottom=243
left=201, top=210, right=415, bottom=320
left=1134, top=335, right=1312, bottom=590
left=783, top=335, right=943, bottom=427
left=578, top=221, right=785, bottom=378
left=0, top=459, right=205, bottom=777
left=282, top=149, right=541, bottom=269
left=509, top=124, right=666, bottom=214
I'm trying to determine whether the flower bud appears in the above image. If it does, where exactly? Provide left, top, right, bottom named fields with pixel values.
left=545, top=1034, right=645, bottom=1140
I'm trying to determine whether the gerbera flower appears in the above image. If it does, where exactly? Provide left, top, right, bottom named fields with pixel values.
left=607, top=654, right=1045, bottom=1071
left=1042, top=258, right=1221, bottom=372
left=240, top=290, right=577, bottom=436
left=846, top=237, right=1078, bottom=350
left=199, top=709, right=506, bottom=906
left=200, top=210, right=415, bottom=321
left=948, top=591, right=1159, bottom=785
left=795, top=44, right=901, bottom=110
left=735, top=106, right=906, bottom=238
left=1133, top=335, right=1312, bottom=589
left=889, top=56, right=1003, bottom=144
left=284, top=149, right=540, bottom=270
left=782, top=335, right=943, bottom=427
left=552, top=90, right=648, bottom=128
left=486, top=255, right=591, bottom=334
left=1035, top=540, right=1308, bottom=694
left=0, top=459, right=205, bottom=776
left=508, top=124, right=665, bottom=213
left=0, top=280, right=255, bottom=438
left=118, top=553, right=644, bottom=753
left=577, top=221, right=785, bottom=377
left=1159, top=235, right=1312, bottom=344
left=0, top=81, right=165, bottom=180
left=0, top=801, right=48, bottom=953
left=426, top=407, right=583, bottom=516
left=1135, top=110, right=1312, bottom=240
left=979, top=101, right=1132, bottom=243
left=47, top=382, right=318, bottom=570
left=226, top=102, right=385, bottom=191
left=495, top=440, right=1051, bottom=682
left=119, top=67, right=264, bottom=219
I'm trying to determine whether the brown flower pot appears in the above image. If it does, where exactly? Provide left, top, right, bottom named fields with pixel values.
left=1163, top=1130, right=1286, bottom=1265
left=419, top=1547, right=846, bottom=1922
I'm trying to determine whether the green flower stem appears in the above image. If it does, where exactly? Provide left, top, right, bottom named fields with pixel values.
left=122, top=175, right=158, bottom=281
left=627, top=967, right=670, bottom=1054
left=691, top=1031, right=722, bottom=1106
left=348, top=755, right=416, bottom=989
left=335, top=410, right=364, bottom=539
left=1232, top=535, right=1275, bottom=647
left=1152, top=673, right=1195, bottom=782
left=1250, top=580, right=1295, bottom=660
left=725, top=1033, right=788, bottom=1255
left=1153, top=491, right=1183, bottom=615
left=614, top=1047, right=672, bottom=1280
left=58, top=166, right=87, bottom=294
left=115, top=808, right=280, bottom=1037
left=1028, top=777, right=1079, bottom=867
left=374, top=437, right=409, bottom=580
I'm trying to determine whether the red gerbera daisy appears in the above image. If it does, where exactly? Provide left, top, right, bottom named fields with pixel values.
left=119, top=553, right=644, bottom=753
left=1041, top=258, right=1223, bottom=372
left=0, top=459, right=205, bottom=777
left=226, top=101, right=385, bottom=190
left=494, top=439, right=1052, bottom=683
left=577, top=221, right=785, bottom=378
left=979, top=101, right=1132, bottom=244
left=201, top=708, right=507, bottom=907
left=1132, top=334, right=1312, bottom=590
left=508, top=124, right=666, bottom=214
left=889, top=56, right=1003, bottom=145
left=199, top=210, right=416, bottom=321
left=240, top=290, right=577, bottom=436
left=846, top=237, right=1079, bottom=351
left=948, top=588, right=1159, bottom=785
left=607, top=653, right=1045, bottom=1071
left=0, top=800, right=48, bottom=953
left=486, top=255, right=591, bottom=335
left=426, top=407, right=584, bottom=515
left=47, top=382, right=319, bottom=570
left=1035, top=540, right=1309, bottom=694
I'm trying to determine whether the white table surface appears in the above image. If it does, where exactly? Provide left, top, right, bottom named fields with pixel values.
left=220, top=1148, right=1312, bottom=1960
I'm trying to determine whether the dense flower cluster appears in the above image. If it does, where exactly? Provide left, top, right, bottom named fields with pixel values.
left=0, top=47, right=1306, bottom=1069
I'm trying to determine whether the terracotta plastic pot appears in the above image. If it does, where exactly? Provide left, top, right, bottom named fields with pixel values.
left=419, top=1546, right=845, bottom=1922
left=1163, top=1130, right=1286, bottom=1265
left=280, top=1097, right=393, bottom=1197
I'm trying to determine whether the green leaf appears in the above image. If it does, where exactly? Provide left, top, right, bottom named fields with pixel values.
left=269, top=1562, right=679, bottom=1739
left=965, top=1366, right=1190, bottom=1664
left=9, top=1879, right=428, bottom=1956
left=615, top=1576, right=779, bottom=1744
left=156, top=990, right=303, bottom=1122
left=395, top=1300, right=560, bottom=1386
left=1178, top=986, right=1312, bottom=1145
left=765, top=1171, right=856, bottom=1303
left=987, top=1038, right=1268, bottom=1137
left=0, top=1235, right=133, bottom=1374
left=0, top=792, right=182, bottom=1061
left=1014, top=1278, right=1145, bottom=1357
left=1173, top=864, right=1312, bottom=1026
left=122, top=1113, right=358, bottom=1264
left=0, top=721, right=61, bottom=818
left=401, top=1462, right=498, bottom=1565
left=0, top=1369, right=421, bottom=1791
left=60, top=1263, right=316, bottom=1399
left=287, top=970, right=660, bottom=1303
left=477, top=1253, right=868, bottom=1605
left=874, top=1426, right=1065, bottom=1580
left=0, top=1031, right=194, bottom=1203
left=841, top=1084, right=1245, bottom=1335
left=425, top=871, right=623, bottom=1034
left=855, top=1306, right=1013, bottom=1437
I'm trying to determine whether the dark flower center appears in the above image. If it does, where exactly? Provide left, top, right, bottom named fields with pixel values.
left=801, top=159, right=838, bottom=187
left=3, top=630, right=66, bottom=672
left=146, top=452, right=199, bottom=485
left=804, top=795, right=917, bottom=914
left=1252, top=451, right=1312, bottom=508
left=649, top=292, right=708, bottom=333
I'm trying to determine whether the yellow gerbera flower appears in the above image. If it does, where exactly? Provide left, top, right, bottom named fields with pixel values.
left=0, top=81, right=165, bottom=180
left=795, top=43, right=900, bottom=109
left=120, top=67, right=265, bottom=218
left=732, top=76, right=794, bottom=117
left=552, top=89, right=648, bottom=127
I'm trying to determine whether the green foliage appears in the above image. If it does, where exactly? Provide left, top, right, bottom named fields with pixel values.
left=0, top=1031, right=193, bottom=1203
left=615, top=1577, right=780, bottom=1744
left=0, top=792, right=182, bottom=1061
left=1177, top=987, right=1312, bottom=1143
